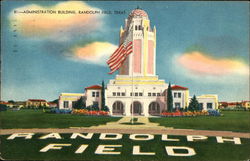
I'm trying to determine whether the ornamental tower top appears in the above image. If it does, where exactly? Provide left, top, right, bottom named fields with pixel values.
left=119, top=8, right=157, bottom=77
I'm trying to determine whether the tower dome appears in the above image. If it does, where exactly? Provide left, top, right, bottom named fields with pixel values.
left=128, top=8, right=148, bottom=19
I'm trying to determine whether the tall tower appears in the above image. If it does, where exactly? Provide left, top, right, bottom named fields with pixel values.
left=119, top=8, right=157, bottom=77
left=106, top=8, right=167, bottom=116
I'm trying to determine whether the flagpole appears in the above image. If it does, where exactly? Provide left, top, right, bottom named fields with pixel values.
left=131, top=33, right=134, bottom=125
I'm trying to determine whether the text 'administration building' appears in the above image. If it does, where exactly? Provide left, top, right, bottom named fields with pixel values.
left=59, top=9, right=218, bottom=116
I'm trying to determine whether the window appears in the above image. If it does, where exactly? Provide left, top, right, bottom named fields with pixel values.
left=178, top=93, right=181, bottom=98
left=92, top=92, right=95, bottom=97
left=72, top=101, right=77, bottom=108
left=157, top=93, right=160, bottom=96
left=149, top=102, right=160, bottom=115
left=139, top=93, right=143, bottom=96
left=135, top=25, right=137, bottom=30
left=63, top=101, right=69, bottom=108
left=122, top=92, right=125, bottom=96
left=96, top=92, right=99, bottom=97
left=139, top=25, right=142, bottom=30
left=199, top=103, right=203, bottom=110
left=207, top=103, right=213, bottom=109
left=113, top=92, right=116, bottom=96
left=152, top=93, right=156, bottom=96
left=112, top=101, right=124, bottom=115
left=130, top=92, right=133, bottom=96
left=93, top=101, right=99, bottom=108
left=148, top=93, right=151, bottom=96
left=174, top=92, right=177, bottom=98
left=175, top=102, right=181, bottom=109
left=135, top=93, right=138, bottom=96
left=117, top=92, right=120, bottom=96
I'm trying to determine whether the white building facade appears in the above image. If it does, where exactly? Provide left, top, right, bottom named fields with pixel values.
left=58, top=8, right=218, bottom=115
left=59, top=93, right=85, bottom=109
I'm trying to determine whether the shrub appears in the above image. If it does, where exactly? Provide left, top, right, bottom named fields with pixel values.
left=161, top=110, right=210, bottom=117
left=50, top=108, right=72, bottom=114
left=207, top=109, right=221, bottom=116
left=101, top=105, right=109, bottom=112
left=72, top=109, right=109, bottom=116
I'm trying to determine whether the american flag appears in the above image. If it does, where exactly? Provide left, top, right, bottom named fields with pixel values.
left=107, top=36, right=133, bottom=74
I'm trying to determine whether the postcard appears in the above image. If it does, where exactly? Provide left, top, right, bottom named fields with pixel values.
left=0, top=1, right=249, bottom=161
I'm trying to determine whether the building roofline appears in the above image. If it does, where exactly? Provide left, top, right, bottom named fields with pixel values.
left=85, top=85, right=102, bottom=90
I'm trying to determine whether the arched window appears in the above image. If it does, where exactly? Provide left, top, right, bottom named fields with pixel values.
left=131, top=101, right=142, bottom=115
left=149, top=102, right=160, bottom=115
left=112, top=101, right=124, bottom=115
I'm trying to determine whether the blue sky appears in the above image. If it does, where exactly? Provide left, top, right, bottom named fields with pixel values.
left=1, top=1, right=249, bottom=102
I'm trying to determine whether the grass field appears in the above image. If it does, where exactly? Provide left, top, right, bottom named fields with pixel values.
left=1, top=133, right=250, bottom=161
left=150, top=111, right=250, bottom=132
left=0, top=109, right=120, bottom=129
left=0, top=110, right=249, bottom=132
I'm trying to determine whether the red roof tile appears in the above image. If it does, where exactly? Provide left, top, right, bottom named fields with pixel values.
left=48, top=102, right=57, bottom=105
left=85, top=85, right=102, bottom=90
left=171, top=85, right=188, bottom=90
left=0, top=102, right=9, bottom=105
left=228, top=102, right=240, bottom=106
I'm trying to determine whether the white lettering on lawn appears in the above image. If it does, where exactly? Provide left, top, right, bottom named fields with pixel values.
left=133, top=145, right=155, bottom=155
left=162, top=135, right=180, bottom=141
left=165, top=146, right=196, bottom=156
left=70, top=133, right=93, bottom=139
left=216, top=136, right=241, bottom=144
left=75, top=144, right=89, bottom=154
left=39, top=133, right=62, bottom=139
left=39, top=144, right=71, bottom=152
left=99, top=133, right=122, bottom=140
left=7, top=133, right=34, bottom=140
left=129, top=134, right=154, bottom=141
left=187, top=135, right=208, bottom=142
left=95, top=145, right=122, bottom=155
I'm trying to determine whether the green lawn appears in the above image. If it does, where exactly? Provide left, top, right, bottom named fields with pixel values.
left=150, top=111, right=250, bottom=132
left=1, top=133, right=250, bottom=161
left=0, top=109, right=121, bottom=129
left=1, top=110, right=250, bottom=132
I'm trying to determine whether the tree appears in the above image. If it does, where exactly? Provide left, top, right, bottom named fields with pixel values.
left=101, top=80, right=106, bottom=109
left=0, top=104, right=8, bottom=111
left=188, top=95, right=200, bottom=111
left=73, top=96, right=86, bottom=109
left=167, top=83, right=173, bottom=112
left=8, top=100, right=15, bottom=104
left=100, top=80, right=109, bottom=112
left=51, top=99, right=58, bottom=104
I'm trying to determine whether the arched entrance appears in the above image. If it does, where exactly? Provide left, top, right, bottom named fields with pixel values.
left=149, top=102, right=160, bottom=115
left=130, top=101, right=142, bottom=115
left=112, top=101, right=124, bottom=115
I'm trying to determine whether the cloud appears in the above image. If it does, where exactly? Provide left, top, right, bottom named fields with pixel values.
left=9, top=1, right=103, bottom=40
left=177, top=51, right=249, bottom=76
left=67, top=42, right=117, bottom=65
